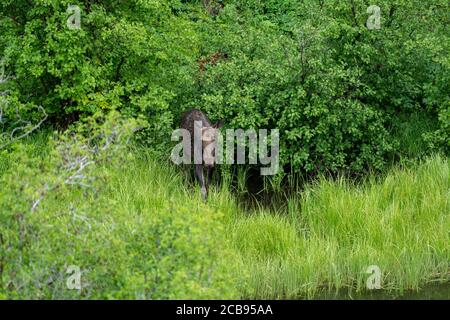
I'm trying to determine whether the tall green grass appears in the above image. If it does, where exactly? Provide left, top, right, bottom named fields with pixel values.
left=231, top=155, right=449, bottom=298
left=1, top=133, right=448, bottom=299
left=0, top=144, right=239, bottom=299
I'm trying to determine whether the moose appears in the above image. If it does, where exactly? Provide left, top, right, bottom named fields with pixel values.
left=180, top=109, right=223, bottom=201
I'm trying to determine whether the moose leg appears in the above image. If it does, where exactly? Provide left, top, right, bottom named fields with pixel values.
left=206, top=166, right=214, bottom=189
left=195, top=164, right=207, bottom=201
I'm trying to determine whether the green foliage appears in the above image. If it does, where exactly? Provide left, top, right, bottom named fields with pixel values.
left=1, top=0, right=448, bottom=300
left=1, top=0, right=201, bottom=141
left=1, top=0, right=448, bottom=176
left=233, top=155, right=450, bottom=298
left=194, top=0, right=449, bottom=174
left=0, top=114, right=237, bottom=299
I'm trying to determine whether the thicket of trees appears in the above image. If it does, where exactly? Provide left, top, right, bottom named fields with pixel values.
left=1, top=0, right=449, bottom=175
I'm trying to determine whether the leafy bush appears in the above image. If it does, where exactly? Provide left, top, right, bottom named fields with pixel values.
left=194, top=0, right=449, bottom=174
left=1, top=0, right=448, bottom=176
left=1, top=0, right=201, bottom=141
left=0, top=113, right=238, bottom=299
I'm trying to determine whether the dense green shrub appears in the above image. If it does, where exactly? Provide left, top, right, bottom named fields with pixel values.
left=0, top=0, right=202, bottom=142
left=0, top=113, right=238, bottom=299
left=1, top=0, right=448, bottom=177
left=194, top=0, right=449, bottom=174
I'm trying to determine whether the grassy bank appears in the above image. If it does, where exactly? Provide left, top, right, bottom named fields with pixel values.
left=0, top=136, right=449, bottom=299
left=229, top=155, right=449, bottom=298
left=0, top=133, right=239, bottom=299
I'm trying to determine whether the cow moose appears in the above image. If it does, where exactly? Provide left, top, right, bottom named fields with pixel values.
left=180, top=109, right=223, bottom=201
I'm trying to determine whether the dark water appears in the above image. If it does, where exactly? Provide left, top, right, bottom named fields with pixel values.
left=313, top=282, right=450, bottom=300
left=232, top=168, right=298, bottom=212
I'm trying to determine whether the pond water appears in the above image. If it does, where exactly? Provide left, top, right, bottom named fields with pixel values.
left=313, top=282, right=450, bottom=300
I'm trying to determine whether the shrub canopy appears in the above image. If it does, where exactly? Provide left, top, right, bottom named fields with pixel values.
left=1, top=0, right=449, bottom=175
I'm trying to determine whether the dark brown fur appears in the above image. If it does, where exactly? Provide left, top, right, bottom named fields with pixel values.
left=180, top=109, right=222, bottom=201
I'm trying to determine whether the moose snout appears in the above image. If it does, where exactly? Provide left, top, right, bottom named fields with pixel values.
left=204, top=162, right=214, bottom=169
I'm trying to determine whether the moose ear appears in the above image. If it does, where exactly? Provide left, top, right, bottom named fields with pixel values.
left=213, top=120, right=224, bottom=129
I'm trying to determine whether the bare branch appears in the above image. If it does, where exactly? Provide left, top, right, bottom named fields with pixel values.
left=0, top=105, right=48, bottom=150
